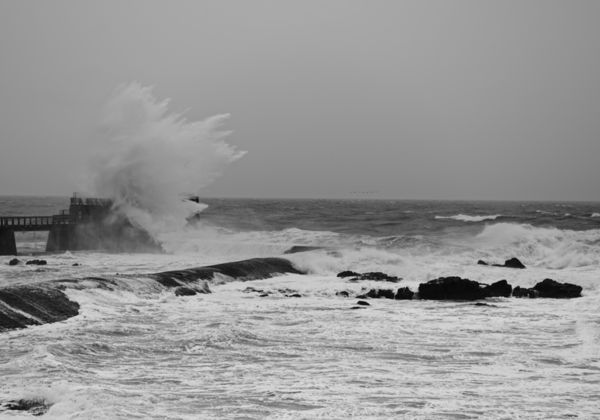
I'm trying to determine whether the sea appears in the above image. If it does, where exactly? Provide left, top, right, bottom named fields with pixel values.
left=1, top=196, right=599, bottom=419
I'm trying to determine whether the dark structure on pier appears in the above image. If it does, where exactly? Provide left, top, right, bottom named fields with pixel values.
left=0, top=195, right=161, bottom=255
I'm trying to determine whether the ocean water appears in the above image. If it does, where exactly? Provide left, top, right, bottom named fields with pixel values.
left=1, top=196, right=600, bottom=419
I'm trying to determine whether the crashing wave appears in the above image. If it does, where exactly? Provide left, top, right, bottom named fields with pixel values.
left=435, top=214, right=501, bottom=222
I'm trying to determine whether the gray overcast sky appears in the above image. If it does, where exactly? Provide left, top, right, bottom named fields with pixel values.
left=1, top=0, right=599, bottom=200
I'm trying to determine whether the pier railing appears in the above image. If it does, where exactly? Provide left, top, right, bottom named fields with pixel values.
left=0, top=215, right=72, bottom=230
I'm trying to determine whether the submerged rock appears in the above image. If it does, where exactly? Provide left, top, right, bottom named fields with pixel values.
left=484, top=280, right=512, bottom=297
left=477, top=260, right=488, bottom=266
left=356, top=300, right=370, bottom=306
left=336, top=291, right=350, bottom=297
left=26, top=259, right=47, bottom=266
left=174, top=287, right=197, bottom=297
left=8, top=258, right=20, bottom=266
left=533, top=279, right=582, bottom=298
left=419, top=277, right=486, bottom=300
left=359, top=272, right=401, bottom=282
left=3, top=398, right=51, bottom=416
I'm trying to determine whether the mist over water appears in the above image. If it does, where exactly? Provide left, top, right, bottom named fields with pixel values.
left=88, top=83, right=246, bottom=236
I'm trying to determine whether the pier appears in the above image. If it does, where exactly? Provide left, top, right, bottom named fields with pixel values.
left=0, top=196, right=112, bottom=255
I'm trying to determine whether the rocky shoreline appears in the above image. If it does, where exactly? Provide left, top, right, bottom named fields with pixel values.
left=1, top=256, right=584, bottom=333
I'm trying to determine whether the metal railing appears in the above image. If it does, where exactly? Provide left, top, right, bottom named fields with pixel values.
left=0, top=216, right=71, bottom=228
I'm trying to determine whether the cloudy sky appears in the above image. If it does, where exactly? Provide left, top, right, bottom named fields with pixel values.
left=1, top=0, right=599, bottom=200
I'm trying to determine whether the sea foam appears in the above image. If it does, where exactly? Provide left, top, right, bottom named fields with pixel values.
left=87, top=83, right=245, bottom=237
left=435, top=214, right=501, bottom=222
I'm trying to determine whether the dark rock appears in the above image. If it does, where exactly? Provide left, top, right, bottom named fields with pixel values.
left=513, top=286, right=538, bottom=298
left=3, top=398, right=51, bottom=416
left=474, top=302, right=498, bottom=307
left=259, top=293, right=269, bottom=297
left=26, top=259, right=47, bottom=266
left=283, top=246, right=322, bottom=254
left=8, top=258, right=20, bottom=266
left=363, top=288, right=395, bottom=299
left=336, top=291, right=350, bottom=297
left=287, top=293, right=302, bottom=298
left=533, top=279, right=582, bottom=298
left=350, top=306, right=366, bottom=310
left=395, top=287, right=414, bottom=300
left=484, top=280, right=512, bottom=297
left=0, top=286, right=80, bottom=332
left=337, top=270, right=361, bottom=278
left=356, top=300, right=370, bottom=306
left=477, top=260, right=489, bottom=265
left=504, top=258, right=526, bottom=269
left=72, top=263, right=80, bottom=266
left=418, top=277, right=486, bottom=300
left=359, top=272, right=401, bottom=282
left=174, top=287, right=197, bottom=297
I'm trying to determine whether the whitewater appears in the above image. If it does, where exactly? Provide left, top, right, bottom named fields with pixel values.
left=1, top=86, right=599, bottom=419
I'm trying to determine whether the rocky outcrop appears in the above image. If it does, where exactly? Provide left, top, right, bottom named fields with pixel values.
left=8, top=258, right=19, bottom=266
left=419, top=277, right=486, bottom=300
left=337, top=270, right=361, bottom=278
left=338, top=270, right=401, bottom=282
left=533, top=279, right=582, bottom=298
left=26, top=259, right=47, bottom=266
left=1, top=257, right=303, bottom=333
left=513, top=286, right=537, bottom=298
left=395, top=287, right=414, bottom=300
left=483, top=280, right=512, bottom=297
left=478, top=257, right=526, bottom=269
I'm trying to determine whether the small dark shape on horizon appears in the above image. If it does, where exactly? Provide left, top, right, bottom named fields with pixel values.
left=479, top=257, right=526, bottom=269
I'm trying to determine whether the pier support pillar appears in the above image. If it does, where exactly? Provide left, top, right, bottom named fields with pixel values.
left=46, top=225, right=72, bottom=252
left=0, top=228, right=17, bottom=256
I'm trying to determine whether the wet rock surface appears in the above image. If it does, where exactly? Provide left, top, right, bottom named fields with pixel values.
left=8, top=258, right=20, bottom=266
left=26, top=259, right=47, bottom=265
left=419, top=277, right=486, bottom=300
left=533, top=279, right=582, bottom=298
left=1, top=398, right=52, bottom=416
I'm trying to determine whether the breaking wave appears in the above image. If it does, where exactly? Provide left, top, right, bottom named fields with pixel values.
left=435, top=214, right=501, bottom=222
left=87, top=83, right=246, bottom=237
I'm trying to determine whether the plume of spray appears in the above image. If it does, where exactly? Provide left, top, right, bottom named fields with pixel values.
left=88, top=82, right=246, bottom=240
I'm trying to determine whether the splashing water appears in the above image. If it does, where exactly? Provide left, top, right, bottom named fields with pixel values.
left=88, top=83, right=246, bottom=236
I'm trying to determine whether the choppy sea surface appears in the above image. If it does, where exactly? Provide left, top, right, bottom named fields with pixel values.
left=1, top=196, right=600, bottom=419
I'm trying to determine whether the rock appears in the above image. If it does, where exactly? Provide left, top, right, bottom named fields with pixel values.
left=418, top=277, right=486, bottom=300
left=287, top=293, right=302, bottom=298
left=480, top=258, right=526, bottom=269
left=395, top=287, right=414, bottom=300
left=504, top=258, right=526, bottom=269
left=8, top=258, right=20, bottom=266
left=3, top=398, right=51, bottom=416
left=72, top=263, right=80, bottom=266
left=361, top=288, right=396, bottom=299
left=26, top=259, right=47, bottom=266
left=356, top=300, right=370, bottom=306
left=259, top=293, right=269, bottom=297
left=336, top=291, right=350, bottom=297
left=174, top=287, right=197, bottom=296
left=484, top=280, right=512, bottom=297
left=533, top=279, right=582, bottom=298
left=359, top=272, right=401, bottom=282
left=337, top=270, right=361, bottom=278
left=512, top=286, right=538, bottom=298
